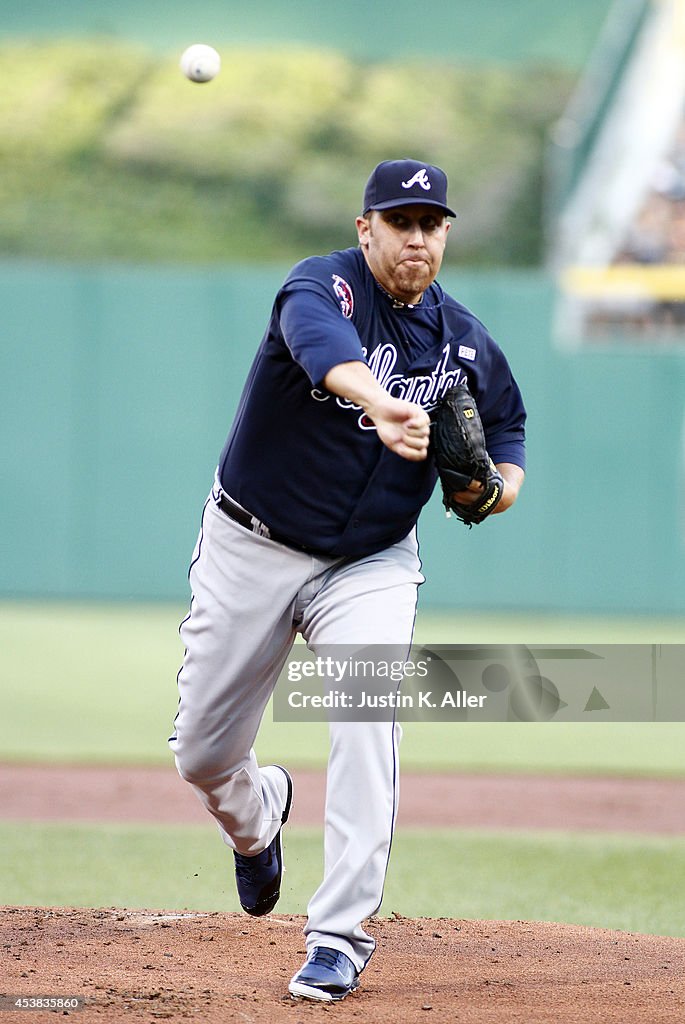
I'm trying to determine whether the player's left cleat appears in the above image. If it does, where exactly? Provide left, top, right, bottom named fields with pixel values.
left=288, top=947, right=360, bottom=1002
left=233, top=765, right=293, bottom=917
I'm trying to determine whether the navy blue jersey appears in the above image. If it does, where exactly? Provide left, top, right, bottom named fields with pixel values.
left=218, top=247, right=525, bottom=558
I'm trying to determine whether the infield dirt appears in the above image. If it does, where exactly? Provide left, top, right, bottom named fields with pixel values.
left=3, top=906, right=685, bottom=1023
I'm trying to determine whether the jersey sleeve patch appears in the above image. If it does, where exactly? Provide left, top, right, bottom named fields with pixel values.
left=331, top=275, right=354, bottom=319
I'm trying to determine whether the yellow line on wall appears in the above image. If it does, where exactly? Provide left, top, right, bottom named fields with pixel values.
left=562, top=265, right=685, bottom=300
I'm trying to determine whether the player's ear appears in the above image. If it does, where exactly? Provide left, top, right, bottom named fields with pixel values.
left=356, top=214, right=371, bottom=248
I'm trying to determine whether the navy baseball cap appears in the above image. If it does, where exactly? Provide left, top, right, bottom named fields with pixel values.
left=362, top=158, right=456, bottom=217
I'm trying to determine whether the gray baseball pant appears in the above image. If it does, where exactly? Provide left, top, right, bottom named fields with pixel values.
left=169, top=483, right=423, bottom=971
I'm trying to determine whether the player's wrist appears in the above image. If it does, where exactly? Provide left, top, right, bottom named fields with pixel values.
left=492, top=464, right=524, bottom=513
left=361, top=389, right=391, bottom=422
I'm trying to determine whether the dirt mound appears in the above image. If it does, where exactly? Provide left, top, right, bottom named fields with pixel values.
left=3, top=907, right=684, bottom=1023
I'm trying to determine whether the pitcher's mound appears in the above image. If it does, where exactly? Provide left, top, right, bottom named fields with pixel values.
left=3, top=907, right=684, bottom=1022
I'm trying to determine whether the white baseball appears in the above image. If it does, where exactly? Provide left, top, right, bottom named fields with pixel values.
left=180, top=44, right=221, bottom=83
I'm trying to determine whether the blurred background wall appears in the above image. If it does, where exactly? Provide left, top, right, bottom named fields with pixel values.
left=2, top=0, right=684, bottom=614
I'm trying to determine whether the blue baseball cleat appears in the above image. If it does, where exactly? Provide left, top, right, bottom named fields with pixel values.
left=233, top=765, right=293, bottom=917
left=288, top=947, right=360, bottom=1002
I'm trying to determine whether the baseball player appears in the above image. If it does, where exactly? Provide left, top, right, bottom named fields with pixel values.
left=169, top=158, right=526, bottom=1002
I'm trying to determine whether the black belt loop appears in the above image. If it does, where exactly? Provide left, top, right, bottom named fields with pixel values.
left=218, top=491, right=272, bottom=538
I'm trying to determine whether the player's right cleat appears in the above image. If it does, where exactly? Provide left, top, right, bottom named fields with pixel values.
left=233, top=765, right=292, bottom=917
left=288, top=947, right=360, bottom=1002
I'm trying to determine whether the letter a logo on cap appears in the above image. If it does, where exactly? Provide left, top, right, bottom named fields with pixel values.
left=401, top=168, right=431, bottom=191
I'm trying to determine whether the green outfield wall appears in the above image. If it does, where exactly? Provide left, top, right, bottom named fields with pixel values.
left=2, top=0, right=612, bottom=68
left=2, top=262, right=684, bottom=614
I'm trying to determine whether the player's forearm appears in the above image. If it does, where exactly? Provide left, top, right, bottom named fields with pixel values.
left=322, top=360, right=390, bottom=415
left=493, top=463, right=525, bottom=513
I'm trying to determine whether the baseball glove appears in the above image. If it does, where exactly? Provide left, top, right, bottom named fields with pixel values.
left=431, top=385, right=504, bottom=527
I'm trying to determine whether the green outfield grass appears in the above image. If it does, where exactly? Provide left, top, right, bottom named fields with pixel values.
left=4, top=600, right=684, bottom=931
left=3, top=821, right=684, bottom=938
left=2, top=601, right=685, bottom=775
